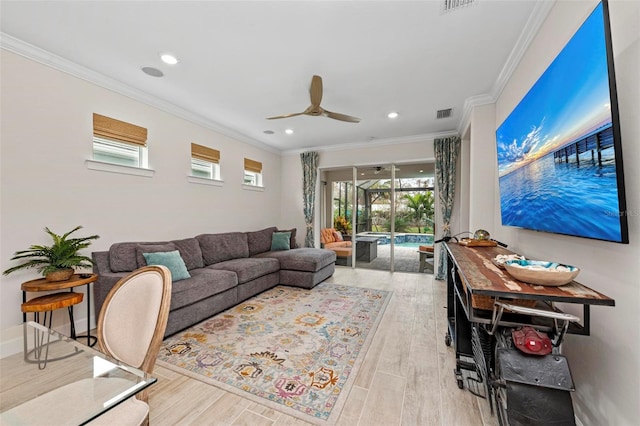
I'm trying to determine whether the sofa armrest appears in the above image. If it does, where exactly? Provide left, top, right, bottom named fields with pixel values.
left=92, top=251, right=112, bottom=275
left=92, top=251, right=128, bottom=319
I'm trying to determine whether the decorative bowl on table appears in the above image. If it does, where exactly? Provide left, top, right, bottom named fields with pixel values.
left=503, top=260, right=580, bottom=286
left=492, top=254, right=525, bottom=269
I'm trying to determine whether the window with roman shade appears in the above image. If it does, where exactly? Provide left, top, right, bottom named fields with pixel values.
left=244, top=158, right=263, bottom=187
left=93, top=113, right=147, bottom=146
left=191, top=143, right=221, bottom=181
left=92, top=113, right=148, bottom=169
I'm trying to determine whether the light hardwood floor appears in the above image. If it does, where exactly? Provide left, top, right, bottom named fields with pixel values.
left=148, top=267, right=498, bottom=426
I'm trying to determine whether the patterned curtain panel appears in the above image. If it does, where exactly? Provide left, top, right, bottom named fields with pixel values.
left=434, top=136, right=461, bottom=280
left=300, top=151, right=319, bottom=247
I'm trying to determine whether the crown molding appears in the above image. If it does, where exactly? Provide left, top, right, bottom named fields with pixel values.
left=281, top=130, right=458, bottom=156
left=456, top=93, right=495, bottom=136
left=456, top=0, right=555, bottom=136
left=490, top=0, right=556, bottom=101
left=0, top=32, right=280, bottom=155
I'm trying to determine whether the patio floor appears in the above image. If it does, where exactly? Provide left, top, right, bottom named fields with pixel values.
left=352, top=244, right=434, bottom=274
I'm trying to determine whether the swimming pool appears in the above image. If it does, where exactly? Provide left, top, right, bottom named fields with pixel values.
left=357, top=232, right=434, bottom=246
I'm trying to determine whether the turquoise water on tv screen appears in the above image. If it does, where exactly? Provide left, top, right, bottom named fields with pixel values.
left=499, top=146, right=622, bottom=242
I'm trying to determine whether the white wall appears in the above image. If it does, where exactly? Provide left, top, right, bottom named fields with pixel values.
left=468, top=103, right=497, bottom=233
left=467, top=1, right=640, bottom=424
left=0, top=51, right=283, bottom=350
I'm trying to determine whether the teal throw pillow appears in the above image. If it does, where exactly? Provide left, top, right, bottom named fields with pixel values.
left=142, top=250, right=191, bottom=281
left=271, top=231, right=291, bottom=251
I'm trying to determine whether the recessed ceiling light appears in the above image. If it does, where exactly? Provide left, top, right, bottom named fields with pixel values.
left=285, top=129, right=294, bottom=135
left=160, top=54, right=179, bottom=65
left=387, top=112, right=399, bottom=119
left=263, top=130, right=275, bottom=134
left=142, top=67, right=163, bottom=77
left=419, top=169, right=424, bottom=173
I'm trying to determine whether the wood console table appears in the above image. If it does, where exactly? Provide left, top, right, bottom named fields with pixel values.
left=443, top=242, right=615, bottom=386
left=21, top=274, right=98, bottom=347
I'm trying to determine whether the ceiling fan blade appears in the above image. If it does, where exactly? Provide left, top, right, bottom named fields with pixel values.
left=266, top=112, right=304, bottom=120
left=310, top=75, right=323, bottom=108
left=324, top=110, right=361, bottom=123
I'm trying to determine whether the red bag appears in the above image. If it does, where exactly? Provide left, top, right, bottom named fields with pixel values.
left=512, top=326, right=552, bottom=355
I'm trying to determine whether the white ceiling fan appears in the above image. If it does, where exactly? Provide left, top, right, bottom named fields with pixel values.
left=267, top=75, right=361, bottom=123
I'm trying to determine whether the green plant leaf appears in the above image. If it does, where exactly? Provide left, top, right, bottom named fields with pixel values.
left=3, top=226, right=99, bottom=277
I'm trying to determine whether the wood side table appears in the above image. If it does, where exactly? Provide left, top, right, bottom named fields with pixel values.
left=21, top=274, right=99, bottom=347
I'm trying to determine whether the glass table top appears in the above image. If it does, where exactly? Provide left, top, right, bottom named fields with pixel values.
left=0, top=322, right=157, bottom=425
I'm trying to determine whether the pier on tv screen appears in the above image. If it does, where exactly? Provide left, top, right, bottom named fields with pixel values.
left=495, top=1, right=628, bottom=244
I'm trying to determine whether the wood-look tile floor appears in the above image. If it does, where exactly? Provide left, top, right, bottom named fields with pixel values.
left=149, top=267, right=498, bottom=426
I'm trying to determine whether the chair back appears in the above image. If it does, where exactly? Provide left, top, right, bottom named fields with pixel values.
left=320, top=228, right=337, bottom=245
left=96, top=265, right=172, bottom=376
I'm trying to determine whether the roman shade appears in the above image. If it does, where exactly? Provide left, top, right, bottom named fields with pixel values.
left=191, top=143, right=220, bottom=163
left=93, top=113, right=147, bottom=147
left=244, top=158, right=262, bottom=173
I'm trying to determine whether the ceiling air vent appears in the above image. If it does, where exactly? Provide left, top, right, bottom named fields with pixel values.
left=436, top=108, right=453, bottom=119
left=442, top=0, right=476, bottom=14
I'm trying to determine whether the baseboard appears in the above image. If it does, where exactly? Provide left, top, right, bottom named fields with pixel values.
left=0, top=324, right=24, bottom=358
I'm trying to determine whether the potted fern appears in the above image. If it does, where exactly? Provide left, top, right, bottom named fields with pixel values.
left=3, top=226, right=100, bottom=282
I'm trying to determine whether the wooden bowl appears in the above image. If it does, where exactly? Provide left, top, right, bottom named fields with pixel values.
left=504, top=260, right=579, bottom=286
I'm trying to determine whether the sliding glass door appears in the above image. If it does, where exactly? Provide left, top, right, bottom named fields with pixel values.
left=322, top=162, right=435, bottom=273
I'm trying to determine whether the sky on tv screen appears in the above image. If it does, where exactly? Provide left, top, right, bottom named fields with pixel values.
left=496, top=2, right=610, bottom=177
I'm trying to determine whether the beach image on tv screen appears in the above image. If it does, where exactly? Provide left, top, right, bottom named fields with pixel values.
left=495, top=2, right=625, bottom=243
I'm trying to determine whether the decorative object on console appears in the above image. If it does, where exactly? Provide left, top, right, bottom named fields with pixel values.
left=504, top=260, right=580, bottom=286
left=158, top=282, right=391, bottom=425
left=492, top=254, right=526, bottom=269
left=3, top=226, right=99, bottom=282
left=473, top=229, right=490, bottom=240
left=458, top=238, right=497, bottom=247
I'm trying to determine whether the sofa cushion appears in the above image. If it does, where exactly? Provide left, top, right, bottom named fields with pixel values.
left=170, top=268, right=238, bottom=311
left=246, top=227, right=277, bottom=256
left=256, top=248, right=336, bottom=272
left=271, top=231, right=291, bottom=251
left=136, top=243, right=177, bottom=268
left=331, top=247, right=352, bottom=258
left=171, top=238, right=204, bottom=270
left=208, top=257, right=280, bottom=284
left=324, top=241, right=352, bottom=249
left=196, top=232, right=249, bottom=265
left=109, top=241, right=169, bottom=272
left=142, top=250, right=191, bottom=281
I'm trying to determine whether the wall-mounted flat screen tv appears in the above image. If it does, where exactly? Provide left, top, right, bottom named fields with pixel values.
left=495, top=0, right=628, bottom=244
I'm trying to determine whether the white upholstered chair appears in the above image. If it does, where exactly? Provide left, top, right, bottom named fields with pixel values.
left=89, top=265, right=172, bottom=425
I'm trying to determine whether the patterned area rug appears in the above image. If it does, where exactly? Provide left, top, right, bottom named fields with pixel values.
left=157, top=283, right=391, bottom=424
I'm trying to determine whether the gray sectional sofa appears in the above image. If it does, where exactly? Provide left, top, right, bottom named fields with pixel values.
left=92, top=227, right=336, bottom=337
